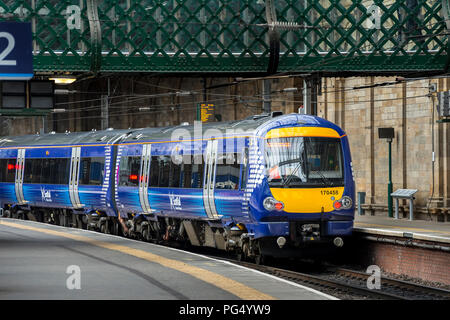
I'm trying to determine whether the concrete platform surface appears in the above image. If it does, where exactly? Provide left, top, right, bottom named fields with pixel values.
left=354, top=214, right=450, bottom=244
left=0, top=218, right=335, bottom=300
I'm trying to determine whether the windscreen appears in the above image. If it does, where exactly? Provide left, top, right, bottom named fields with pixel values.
left=265, top=137, right=344, bottom=187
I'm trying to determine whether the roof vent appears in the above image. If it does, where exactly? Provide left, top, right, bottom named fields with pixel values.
left=271, top=111, right=283, bottom=118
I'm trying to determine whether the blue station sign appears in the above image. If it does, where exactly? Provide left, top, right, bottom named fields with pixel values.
left=0, top=22, right=33, bottom=80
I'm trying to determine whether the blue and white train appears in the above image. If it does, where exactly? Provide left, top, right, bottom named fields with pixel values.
left=0, top=113, right=355, bottom=261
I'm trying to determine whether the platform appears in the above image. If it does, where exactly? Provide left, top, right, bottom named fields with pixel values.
left=0, top=218, right=335, bottom=300
left=354, top=214, right=450, bottom=244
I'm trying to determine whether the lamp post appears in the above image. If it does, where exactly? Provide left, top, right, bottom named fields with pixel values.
left=378, top=127, right=395, bottom=218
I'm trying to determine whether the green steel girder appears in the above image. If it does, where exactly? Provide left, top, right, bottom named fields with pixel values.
left=0, top=0, right=447, bottom=74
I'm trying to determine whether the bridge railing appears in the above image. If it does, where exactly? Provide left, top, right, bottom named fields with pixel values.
left=0, top=0, right=447, bottom=74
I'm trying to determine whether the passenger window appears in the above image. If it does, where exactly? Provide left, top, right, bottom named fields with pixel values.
left=0, top=159, right=17, bottom=183
left=158, top=156, right=171, bottom=187
left=150, top=156, right=160, bottom=187
left=215, top=153, right=240, bottom=190
left=148, top=154, right=204, bottom=189
left=119, top=156, right=140, bottom=187
left=181, top=155, right=192, bottom=188
left=179, top=154, right=203, bottom=189
left=41, top=158, right=52, bottom=183
left=23, top=159, right=34, bottom=183
left=169, top=159, right=181, bottom=188
left=23, top=158, right=70, bottom=184
left=79, top=157, right=105, bottom=185
left=31, top=159, right=43, bottom=183
left=55, top=159, right=70, bottom=184
left=191, top=164, right=204, bottom=188
left=0, top=159, right=4, bottom=182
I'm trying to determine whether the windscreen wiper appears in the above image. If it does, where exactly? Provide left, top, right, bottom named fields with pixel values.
left=282, top=160, right=304, bottom=187
left=315, top=169, right=334, bottom=187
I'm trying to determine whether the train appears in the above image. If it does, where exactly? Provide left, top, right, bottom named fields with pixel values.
left=0, top=112, right=355, bottom=262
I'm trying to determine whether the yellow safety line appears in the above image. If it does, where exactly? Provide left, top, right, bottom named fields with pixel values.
left=355, top=222, right=450, bottom=236
left=0, top=220, right=275, bottom=300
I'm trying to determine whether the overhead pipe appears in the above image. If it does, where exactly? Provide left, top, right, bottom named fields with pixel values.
left=361, top=235, right=450, bottom=252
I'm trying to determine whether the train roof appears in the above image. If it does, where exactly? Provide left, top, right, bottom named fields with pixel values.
left=0, top=113, right=341, bottom=148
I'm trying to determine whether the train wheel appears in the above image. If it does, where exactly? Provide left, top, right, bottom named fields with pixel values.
left=17, top=210, right=25, bottom=220
left=237, top=242, right=250, bottom=261
left=59, top=214, right=64, bottom=226
left=104, top=219, right=111, bottom=234
left=62, top=214, right=70, bottom=227
left=100, top=222, right=106, bottom=233
left=255, top=254, right=265, bottom=265
left=74, top=215, right=83, bottom=229
left=142, top=227, right=149, bottom=242
left=112, top=221, right=119, bottom=235
left=236, top=251, right=245, bottom=262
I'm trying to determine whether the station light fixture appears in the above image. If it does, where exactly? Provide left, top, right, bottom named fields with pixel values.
left=378, top=127, right=395, bottom=218
left=49, top=76, right=77, bottom=85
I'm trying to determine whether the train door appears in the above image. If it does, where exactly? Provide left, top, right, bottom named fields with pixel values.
left=139, top=144, right=152, bottom=214
left=14, top=149, right=26, bottom=205
left=69, top=147, right=83, bottom=209
left=203, top=140, right=220, bottom=219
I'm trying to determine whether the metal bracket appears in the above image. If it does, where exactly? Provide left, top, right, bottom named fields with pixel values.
left=441, top=0, right=450, bottom=73
left=86, top=0, right=102, bottom=74
left=0, top=108, right=52, bottom=117
left=265, top=0, right=279, bottom=74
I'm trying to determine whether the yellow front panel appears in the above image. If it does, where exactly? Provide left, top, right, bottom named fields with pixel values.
left=270, top=187, right=345, bottom=213
left=265, top=127, right=342, bottom=139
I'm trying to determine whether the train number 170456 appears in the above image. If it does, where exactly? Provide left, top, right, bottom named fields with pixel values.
left=320, top=190, right=339, bottom=196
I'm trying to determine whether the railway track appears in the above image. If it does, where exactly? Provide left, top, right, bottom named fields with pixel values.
left=327, top=267, right=450, bottom=300
left=212, top=257, right=450, bottom=300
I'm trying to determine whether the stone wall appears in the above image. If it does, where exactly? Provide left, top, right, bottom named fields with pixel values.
left=318, top=76, right=450, bottom=220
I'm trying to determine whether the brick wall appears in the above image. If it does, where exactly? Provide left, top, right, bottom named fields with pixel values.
left=350, top=239, right=450, bottom=286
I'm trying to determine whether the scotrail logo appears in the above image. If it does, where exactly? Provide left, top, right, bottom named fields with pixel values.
left=169, top=193, right=182, bottom=211
left=40, top=187, right=52, bottom=202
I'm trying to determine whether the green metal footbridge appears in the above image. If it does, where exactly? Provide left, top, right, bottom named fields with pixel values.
left=0, top=0, right=449, bottom=75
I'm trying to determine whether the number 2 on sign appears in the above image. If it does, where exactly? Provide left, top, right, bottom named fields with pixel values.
left=0, top=32, right=17, bottom=66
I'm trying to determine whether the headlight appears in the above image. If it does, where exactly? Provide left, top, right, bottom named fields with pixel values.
left=263, top=197, right=284, bottom=211
left=333, top=196, right=353, bottom=210
left=341, top=196, right=353, bottom=209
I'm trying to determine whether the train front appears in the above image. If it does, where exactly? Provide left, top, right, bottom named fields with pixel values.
left=249, top=116, right=355, bottom=258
